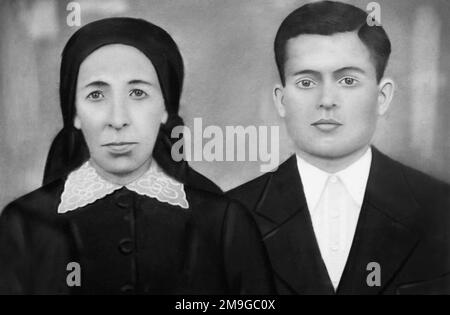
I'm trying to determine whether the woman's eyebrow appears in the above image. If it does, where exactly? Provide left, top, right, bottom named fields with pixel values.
left=128, top=79, right=153, bottom=86
left=83, top=80, right=109, bottom=89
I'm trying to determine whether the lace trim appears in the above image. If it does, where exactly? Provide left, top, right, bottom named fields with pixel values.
left=58, top=161, right=189, bottom=213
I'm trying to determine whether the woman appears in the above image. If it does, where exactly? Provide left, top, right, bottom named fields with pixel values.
left=0, top=18, right=274, bottom=294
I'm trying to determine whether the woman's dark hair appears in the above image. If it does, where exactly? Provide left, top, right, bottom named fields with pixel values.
left=274, top=0, right=391, bottom=85
left=43, top=17, right=221, bottom=193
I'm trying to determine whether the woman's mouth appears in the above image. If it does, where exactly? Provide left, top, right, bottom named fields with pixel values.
left=102, top=142, right=138, bottom=153
left=311, top=119, right=343, bottom=132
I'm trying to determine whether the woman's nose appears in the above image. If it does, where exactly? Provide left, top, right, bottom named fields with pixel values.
left=107, top=97, right=130, bottom=130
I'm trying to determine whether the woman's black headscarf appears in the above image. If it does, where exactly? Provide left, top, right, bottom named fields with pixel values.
left=43, top=17, right=221, bottom=194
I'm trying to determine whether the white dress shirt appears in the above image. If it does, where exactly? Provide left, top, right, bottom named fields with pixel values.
left=297, top=148, right=372, bottom=290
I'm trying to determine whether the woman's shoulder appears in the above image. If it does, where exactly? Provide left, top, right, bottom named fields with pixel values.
left=1, top=178, right=65, bottom=223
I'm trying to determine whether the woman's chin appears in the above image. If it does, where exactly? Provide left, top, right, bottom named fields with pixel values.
left=92, top=156, right=151, bottom=182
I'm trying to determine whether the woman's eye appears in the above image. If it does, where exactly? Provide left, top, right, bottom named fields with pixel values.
left=339, top=77, right=358, bottom=86
left=130, top=89, right=148, bottom=99
left=296, top=79, right=316, bottom=89
left=87, top=91, right=104, bottom=100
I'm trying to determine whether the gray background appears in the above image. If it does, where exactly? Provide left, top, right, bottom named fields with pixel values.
left=1, top=0, right=449, bottom=211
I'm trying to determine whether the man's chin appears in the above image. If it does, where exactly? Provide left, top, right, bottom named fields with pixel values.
left=296, top=143, right=355, bottom=160
left=296, top=142, right=370, bottom=162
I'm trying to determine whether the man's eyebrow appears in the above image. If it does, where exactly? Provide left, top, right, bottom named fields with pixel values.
left=128, top=79, right=153, bottom=86
left=334, top=66, right=367, bottom=75
left=290, top=67, right=367, bottom=77
left=291, top=69, right=321, bottom=77
left=83, top=80, right=109, bottom=89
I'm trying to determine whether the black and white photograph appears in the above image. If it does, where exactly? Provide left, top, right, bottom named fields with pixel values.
left=0, top=0, right=449, bottom=299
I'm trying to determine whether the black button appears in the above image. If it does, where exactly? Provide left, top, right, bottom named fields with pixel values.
left=120, top=284, right=135, bottom=293
left=115, top=190, right=133, bottom=208
left=118, top=238, right=134, bottom=255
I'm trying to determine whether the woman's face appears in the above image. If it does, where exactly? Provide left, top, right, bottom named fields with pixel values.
left=75, top=44, right=168, bottom=184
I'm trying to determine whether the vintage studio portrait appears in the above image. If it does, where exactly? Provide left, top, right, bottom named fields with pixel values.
left=0, top=0, right=449, bottom=297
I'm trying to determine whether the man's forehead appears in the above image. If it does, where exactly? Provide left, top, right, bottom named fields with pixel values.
left=284, top=32, right=374, bottom=74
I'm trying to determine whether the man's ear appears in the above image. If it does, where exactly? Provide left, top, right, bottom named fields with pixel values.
left=74, top=115, right=81, bottom=129
left=273, top=84, right=286, bottom=118
left=161, top=110, right=168, bottom=124
left=377, top=77, right=395, bottom=116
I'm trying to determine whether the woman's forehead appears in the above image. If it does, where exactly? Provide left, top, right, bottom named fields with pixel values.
left=77, top=44, right=159, bottom=85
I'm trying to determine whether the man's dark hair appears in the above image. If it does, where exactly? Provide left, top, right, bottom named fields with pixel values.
left=274, top=0, right=391, bottom=85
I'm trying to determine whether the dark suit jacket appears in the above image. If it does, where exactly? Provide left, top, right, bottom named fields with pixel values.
left=226, top=147, right=450, bottom=294
left=0, top=178, right=274, bottom=295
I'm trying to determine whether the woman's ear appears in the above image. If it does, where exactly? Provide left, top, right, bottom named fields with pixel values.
left=377, top=77, right=395, bottom=116
left=161, top=110, right=168, bottom=124
left=74, top=115, right=81, bottom=129
left=273, top=84, right=286, bottom=118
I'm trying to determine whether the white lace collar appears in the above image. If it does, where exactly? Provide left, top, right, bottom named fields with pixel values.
left=58, top=160, right=189, bottom=213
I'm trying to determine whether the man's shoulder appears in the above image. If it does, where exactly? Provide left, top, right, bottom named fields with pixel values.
left=373, top=148, right=450, bottom=240
left=397, top=160, right=450, bottom=224
left=225, top=155, right=298, bottom=210
left=375, top=149, right=450, bottom=205
left=400, top=162, right=449, bottom=196
left=228, top=155, right=297, bottom=191
left=387, top=155, right=450, bottom=256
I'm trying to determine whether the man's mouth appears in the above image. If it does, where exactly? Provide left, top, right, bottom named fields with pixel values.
left=311, top=119, right=343, bottom=132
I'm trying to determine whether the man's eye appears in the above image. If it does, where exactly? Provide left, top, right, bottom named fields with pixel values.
left=130, top=89, right=148, bottom=99
left=339, top=77, right=358, bottom=86
left=86, top=91, right=104, bottom=100
left=296, top=79, right=316, bottom=89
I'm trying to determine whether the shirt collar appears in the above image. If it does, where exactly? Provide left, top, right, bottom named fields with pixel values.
left=296, top=147, right=372, bottom=211
left=58, top=160, right=189, bottom=213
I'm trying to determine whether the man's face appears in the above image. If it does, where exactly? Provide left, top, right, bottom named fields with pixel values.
left=274, top=31, right=393, bottom=162
left=75, top=44, right=167, bottom=180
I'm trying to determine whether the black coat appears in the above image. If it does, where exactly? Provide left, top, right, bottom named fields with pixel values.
left=226, top=147, right=450, bottom=294
left=0, top=177, right=274, bottom=295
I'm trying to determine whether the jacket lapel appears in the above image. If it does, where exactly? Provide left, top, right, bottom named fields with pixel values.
left=228, top=148, right=422, bottom=294
left=254, top=156, right=334, bottom=294
left=337, top=147, right=421, bottom=294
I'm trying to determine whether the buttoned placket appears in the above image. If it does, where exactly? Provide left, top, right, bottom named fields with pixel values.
left=114, top=188, right=137, bottom=294
left=324, top=174, right=349, bottom=289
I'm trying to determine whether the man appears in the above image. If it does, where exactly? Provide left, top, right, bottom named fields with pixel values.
left=226, top=1, right=450, bottom=294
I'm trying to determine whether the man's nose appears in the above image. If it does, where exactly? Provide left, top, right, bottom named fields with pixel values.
left=318, top=82, right=338, bottom=109
left=107, top=97, right=130, bottom=130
